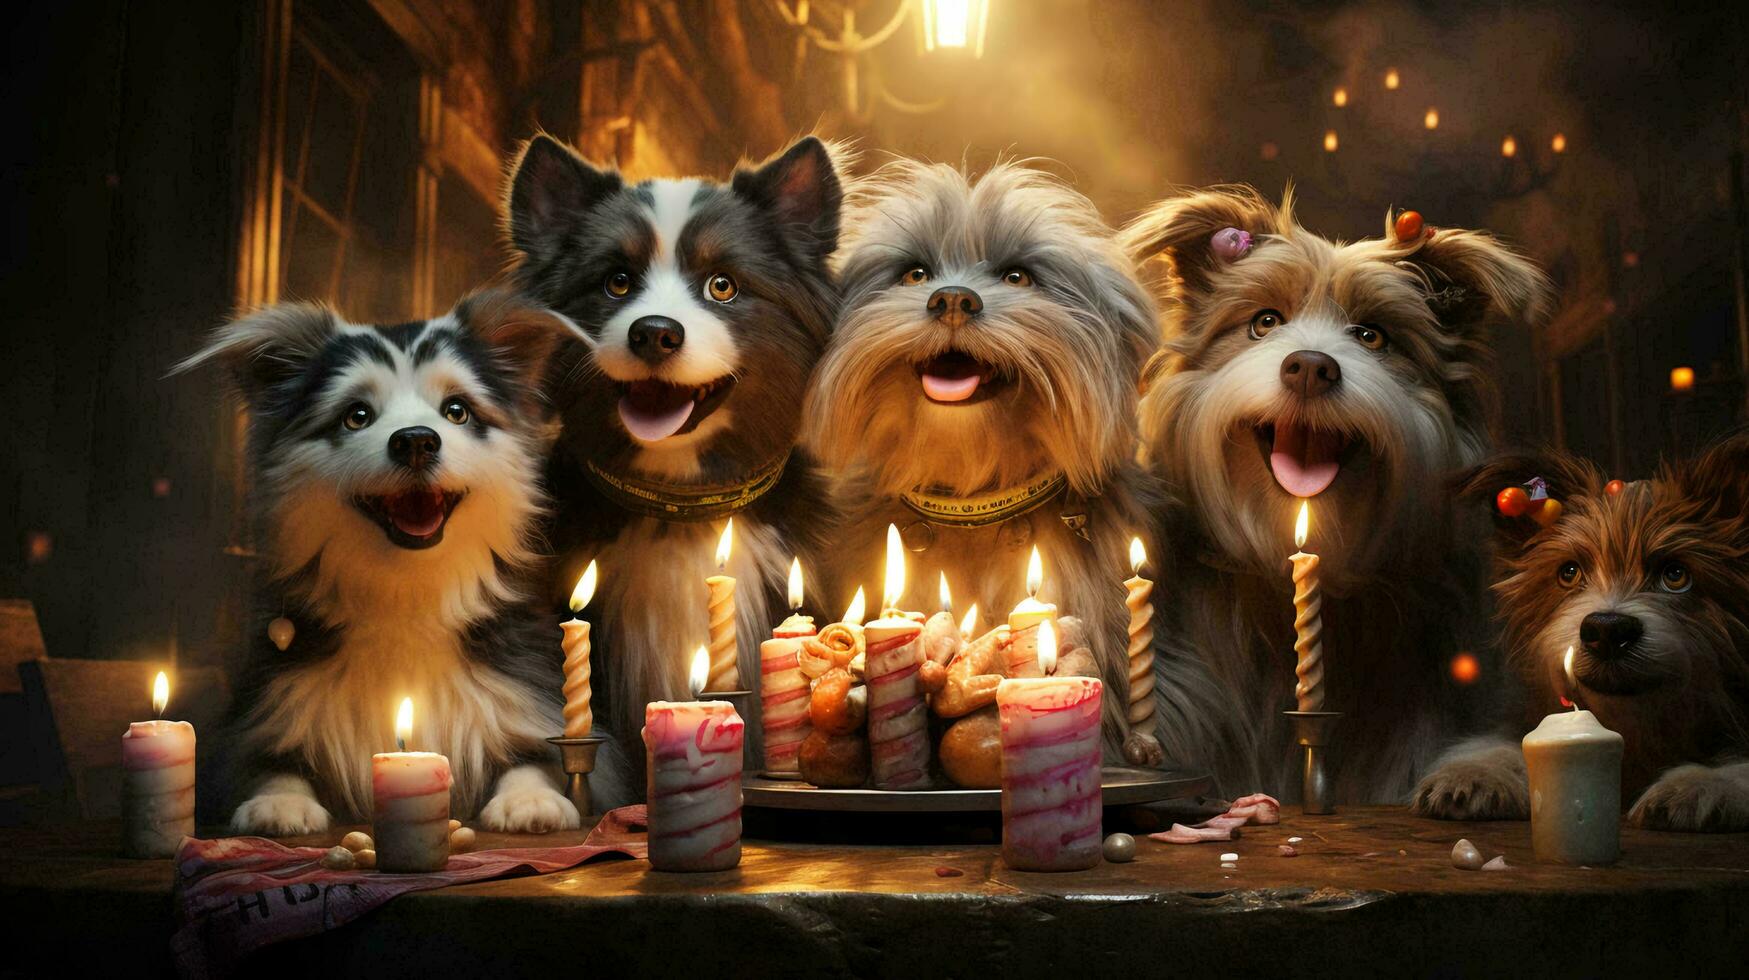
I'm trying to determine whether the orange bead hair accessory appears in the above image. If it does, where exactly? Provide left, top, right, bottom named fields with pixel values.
left=1393, top=209, right=1425, bottom=241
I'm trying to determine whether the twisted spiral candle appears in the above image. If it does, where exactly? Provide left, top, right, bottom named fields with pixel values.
left=705, top=574, right=738, bottom=691
left=1123, top=575, right=1155, bottom=727
left=561, top=619, right=593, bottom=738
left=1290, top=550, right=1324, bottom=712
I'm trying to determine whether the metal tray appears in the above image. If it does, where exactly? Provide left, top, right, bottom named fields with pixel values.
left=743, top=767, right=1212, bottom=813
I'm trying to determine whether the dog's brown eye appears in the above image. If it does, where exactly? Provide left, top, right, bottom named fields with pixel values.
left=1658, top=561, right=1692, bottom=594
left=1557, top=561, right=1583, bottom=588
left=1249, top=309, right=1285, bottom=339
left=442, top=399, right=470, bottom=426
left=900, top=265, right=931, bottom=286
left=604, top=271, right=633, bottom=298
left=342, top=403, right=374, bottom=431
left=705, top=274, right=738, bottom=303
left=1001, top=268, right=1034, bottom=287
left=1352, top=324, right=1388, bottom=350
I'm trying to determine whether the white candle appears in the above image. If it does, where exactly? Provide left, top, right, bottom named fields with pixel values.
left=704, top=520, right=739, bottom=692
left=645, top=648, right=744, bottom=871
left=372, top=697, right=451, bottom=873
left=1523, top=647, right=1623, bottom=865
left=121, top=671, right=194, bottom=859
left=1288, top=501, right=1325, bottom=713
left=998, top=621, right=1104, bottom=872
left=1124, top=537, right=1156, bottom=734
left=760, top=558, right=816, bottom=774
left=562, top=560, right=598, bottom=738
left=866, top=526, right=930, bottom=789
left=1007, top=546, right=1058, bottom=679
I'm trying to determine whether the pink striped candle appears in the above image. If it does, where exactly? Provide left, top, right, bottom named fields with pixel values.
left=644, top=699, right=744, bottom=871
left=997, top=675, right=1104, bottom=871
left=121, top=719, right=195, bottom=858
left=371, top=751, right=452, bottom=872
left=864, top=617, right=930, bottom=790
left=760, top=614, right=816, bottom=773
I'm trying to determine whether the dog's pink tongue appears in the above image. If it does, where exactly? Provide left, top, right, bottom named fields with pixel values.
left=921, top=373, right=981, bottom=402
left=1270, top=422, right=1342, bottom=497
left=386, top=489, right=445, bottom=538
left=618, top=382, right=695, bottom=441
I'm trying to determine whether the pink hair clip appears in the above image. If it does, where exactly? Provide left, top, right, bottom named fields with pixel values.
left=1211, top=227, right=1252, bottom=262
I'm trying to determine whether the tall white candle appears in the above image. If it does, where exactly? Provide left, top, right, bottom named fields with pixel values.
left=1288, top=501, right=1325, bottom=713
left=372, top=697, right=451, bottom=873
left=1523, top=647, right=1622, bottom=865
left=561, top=560, right=598, bottom=738
left=998, top=622, right=1104, bottom=872
left=704, top=520, right=739, bottom=692
left=121, top=671, right=195, bottom=859
left=760, top=558, right=816, bottom=774
left=645, top=647, right=744, bottom=872
left=866, top=525, right=930, bottom=789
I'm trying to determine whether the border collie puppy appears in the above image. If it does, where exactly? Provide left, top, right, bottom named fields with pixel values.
left=1416, top=434, right=1749, bottom=830
left=175, top=289, right=585, bottom=834
left=803, top=160, right=1164, bottom=764
left=1121, top=187, right=1553, bottom=803
left=505, top=135, right=843, bottom=804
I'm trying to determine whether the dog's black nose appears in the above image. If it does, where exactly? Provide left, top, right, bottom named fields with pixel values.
left=388, top=426, right=441, bottom=469
left=1580, top=612, right=1644, bottom=661
left=1280, top=350, right=1342, bottom=398
left=627, top=315, right=685, bottom=364
left=927, top=286, right=983, bottom=326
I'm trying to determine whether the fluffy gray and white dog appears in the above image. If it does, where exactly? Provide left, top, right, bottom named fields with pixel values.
left=1122, top=187, right=1553, bottom=803
left=175, top=289, right=586, bottom=835
left=804, top=160, right=1163, bottom=762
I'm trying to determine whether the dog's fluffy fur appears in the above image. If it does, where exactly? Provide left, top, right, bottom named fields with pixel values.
left=175, top=289, right=584, bottom=835
left=506, top=135, right=844, bottom=804
left=1123, top=186, right=1553, bottom=802
left=1415, top=434, right=1749, bottom=831
left=803, top=160, right=1162, bottom=760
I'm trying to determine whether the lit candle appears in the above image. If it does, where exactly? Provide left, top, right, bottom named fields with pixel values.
left=921, top=571, right=961, bottom=668
left=561, top=560, right=598, bottom=738
left=1124, top=537, right=1156, bottom=736
left=760, top=558, right=816, bottom=774
left=865, top=525, right=930, bottom=789
left=372, top=697, right=452, bottom=873
left=121, top=671, right=195, bottom=859
left=644, top=647, right=744, bottom=871
left=704, top=519, right=739, bottom=692
left=1522, top=646, right=1622, bottom=865
left=958, top=603, right=980, bottom=643
left=997, top=621, right=1104, bottom=871
left=1288, top=501, right=1325, bottom=713
left=1006, top=546, right=1058, bottom=679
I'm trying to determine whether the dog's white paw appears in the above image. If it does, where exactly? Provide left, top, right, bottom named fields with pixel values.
left=1412, top=757, right=1529, bottom=821
left=1629, top=764, right=1749, bottom=832
left=479, top=785, right=580, bottom=834
left=232, top=792, right=332, bottom=836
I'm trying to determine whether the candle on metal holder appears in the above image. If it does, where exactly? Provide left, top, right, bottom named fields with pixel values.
left=1288, top=501, right=1324, bottom=713
left=704, top=519, right=739, bottom=693
left=561, top=560, right=598, bottom=738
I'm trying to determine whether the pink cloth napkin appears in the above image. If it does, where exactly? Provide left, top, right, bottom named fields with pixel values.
left=171, top=805, right=648, bottom=978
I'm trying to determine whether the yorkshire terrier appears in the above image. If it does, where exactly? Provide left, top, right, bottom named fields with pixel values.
left=1122, top=187, right=1553, bottom=802
left=175, top=289, right=586, bottom=835
left=505, top=135, right=844, bottom=803
left=803, top=160, right=1162, bottom=762
left=1416, top=433, right=1749, bottom=831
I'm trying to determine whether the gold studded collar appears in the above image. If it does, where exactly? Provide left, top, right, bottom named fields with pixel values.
left=585, top=453, right=789, bottom=523
left=899, top=471, right=1068, bottom=528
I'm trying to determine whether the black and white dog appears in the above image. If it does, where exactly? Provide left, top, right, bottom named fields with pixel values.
left=505, top=135, right=844, bottom=804
left=176, top=289, right=585, bottom=834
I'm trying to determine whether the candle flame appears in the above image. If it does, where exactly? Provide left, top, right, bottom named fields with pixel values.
left=1025, top=545, right=1043, bottom=597
left=570, top=560, right=598, bottom=613
left=1563, top=645, right=1578, bottom=710
left=151, top=671, right=169, bottom=717
left=1037, top=618, right=1057, bottom=676
left=1294, top=500, right=1310, bottom=550
left=959, top=602, right=979, bottom=640
left=1129, top=536, right=1146, bottom=576
left=715, top=518, right=734, bottom=569
left=788, top=556, right=804, bottom=611
left=938, top=571, right=952, bottom=613
left=395, top=697, right=413, bottom=750
left=883, top=523, right=906, bottom=610
left=843, top=587, right=866, bottom=627
left=689, top=645, right=711, bottom=697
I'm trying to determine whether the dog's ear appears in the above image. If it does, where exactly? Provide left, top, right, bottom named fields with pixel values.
left=1458, top=449, right=1600, bottom=548
left=168, top=303, right=337, bottom=403
left=1119, top=185, right=1284, bottom=297
left=505, top=135, right=621, bottom=264
left=732, top=136, right=844, bottom=266
left=1670, top=429, right=1749, bottom=520
left=453, top=287, right=589, bottom=412
left=1400, top=227, right=1554, bottom=331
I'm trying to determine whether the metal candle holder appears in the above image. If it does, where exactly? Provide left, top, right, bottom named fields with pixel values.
left=546, top=735, right=608, bottom=817
left=699, top=689, right=752, bottom=718
left=1283, top=710, right=1342, bottom=815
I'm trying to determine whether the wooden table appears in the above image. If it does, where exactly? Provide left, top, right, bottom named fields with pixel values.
left=6, top=807, right=1747, bottom=977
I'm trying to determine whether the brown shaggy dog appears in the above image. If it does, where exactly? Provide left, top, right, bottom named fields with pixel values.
left=1123, top=186, right=1553, bottom=803
left=1415, top=433, right=1749, bottom=831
